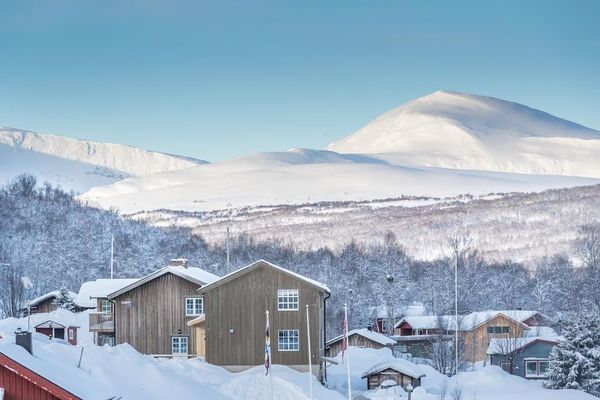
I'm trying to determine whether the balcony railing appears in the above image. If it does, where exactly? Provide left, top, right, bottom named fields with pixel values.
left=89, top=312, right=115, bottom=332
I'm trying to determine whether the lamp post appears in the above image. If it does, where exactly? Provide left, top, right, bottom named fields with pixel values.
left=406, top=383, right=414, bottom=400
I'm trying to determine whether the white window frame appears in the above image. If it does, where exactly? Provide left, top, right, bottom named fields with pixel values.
left=172, top=336, right=189, bottom=356
left=277, top=289, right=299, bottom=311
left=185, top=297, right=203, bottom=316
left=101, top=299, right=111, bottom=314
left=68, top=328, right=74, bottom=341
left=278, top=330, right=300, bottom=351
left=525, top=359, right=549, bottom=378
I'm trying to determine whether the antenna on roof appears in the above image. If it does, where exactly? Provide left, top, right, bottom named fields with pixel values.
left=110, top=234, right=114, bottom=279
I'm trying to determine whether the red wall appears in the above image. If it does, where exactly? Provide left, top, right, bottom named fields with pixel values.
left=0, top=354, right=80, bottom=400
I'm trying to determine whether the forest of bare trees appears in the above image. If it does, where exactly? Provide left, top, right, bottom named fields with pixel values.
left=1, top=175, right=599, bottom=339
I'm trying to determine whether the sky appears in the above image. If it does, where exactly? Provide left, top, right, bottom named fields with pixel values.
left=0, top=0, right=599, bottom=161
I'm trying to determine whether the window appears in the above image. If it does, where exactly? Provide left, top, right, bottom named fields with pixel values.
left=68, top=329, right=74, bottom=341
left=487, top=326, right=510, bottom=334
left=277, top=289, right=299, bottom=311
left=185, top=297, right=203, bottom=316
left=101, top=299, right=111, bottom=314
left=502, top=326, right=510, bottom=334
left=278, top=330, right=299, bottom=351
left=172, top=336, right=189, bottom=356
left=525, top=360, right=550, bottom=378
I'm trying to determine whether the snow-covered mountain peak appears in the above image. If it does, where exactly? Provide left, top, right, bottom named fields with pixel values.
left=327, top=91, right=600, bottom=177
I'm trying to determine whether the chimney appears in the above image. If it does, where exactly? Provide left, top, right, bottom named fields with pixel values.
left=169, top=258, right=189, bottom=268
left=15, top=329, right=32, bottom=354
left=367, top=324, right=373, bottom=332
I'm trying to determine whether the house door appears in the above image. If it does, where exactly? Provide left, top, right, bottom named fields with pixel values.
left=196, top=328, right=206, bottom=357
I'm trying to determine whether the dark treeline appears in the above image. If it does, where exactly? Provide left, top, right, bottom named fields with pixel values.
left=1, top=175, right=599, bottom=337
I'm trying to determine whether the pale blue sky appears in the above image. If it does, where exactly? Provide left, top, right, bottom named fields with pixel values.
left=1, top=1, right=598, bottom=161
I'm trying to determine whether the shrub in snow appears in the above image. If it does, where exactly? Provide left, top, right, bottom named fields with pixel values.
left=545, top=314, right=600, bottom=396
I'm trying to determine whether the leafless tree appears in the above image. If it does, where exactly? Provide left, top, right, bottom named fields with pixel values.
left=0, top=246, right=26, bottom=318
left=490, top=335, right=527, bottom=374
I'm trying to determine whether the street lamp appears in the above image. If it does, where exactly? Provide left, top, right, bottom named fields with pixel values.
left=405, top=383, right=414, bottom=400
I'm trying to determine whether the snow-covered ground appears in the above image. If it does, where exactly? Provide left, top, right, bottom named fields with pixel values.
left=0, top=311, right=595, bottom=399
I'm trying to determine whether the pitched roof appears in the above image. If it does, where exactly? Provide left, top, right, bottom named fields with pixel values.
left=486, top=336, right=559, bottom=355
left=327, top=328, right=396, bottom=347
left=74, top=279, right=139, bottom=308
left=108, top=266, right=220, bottom=299
left=361, top=359, right=425, bottom=380
left=395, top=310, right=540, bottom=331
left=27, top=290, right=76, bottom=307
left=0, top=344, right=113, bottom=400
left=197, top=259, right=330, bottom=294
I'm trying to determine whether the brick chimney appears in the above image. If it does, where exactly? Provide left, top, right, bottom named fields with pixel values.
left=169, top=258, right=189, bottom=268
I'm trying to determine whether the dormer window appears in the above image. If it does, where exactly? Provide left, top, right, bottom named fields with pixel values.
left=277, top=289, right=299, bottom=311
left=185, top=297, right=203, bottom=316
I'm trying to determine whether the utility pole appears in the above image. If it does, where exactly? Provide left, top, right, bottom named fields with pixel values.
left=226, top=226, right=230, bottom=274
left=306, top=304, right=313, bottom=400
left=454, top=251, right=459, bottom=375
left=110, top=234, right=114, bottom=279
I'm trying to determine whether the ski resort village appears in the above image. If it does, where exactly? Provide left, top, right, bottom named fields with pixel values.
left=2, top=1, right=600, bottom=399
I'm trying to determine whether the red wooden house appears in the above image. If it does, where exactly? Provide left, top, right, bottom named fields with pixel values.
left=34, top=321, right=78, bottom=345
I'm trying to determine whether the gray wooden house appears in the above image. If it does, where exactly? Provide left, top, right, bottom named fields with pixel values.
left=197, top=260, right=330, bottom=381
left=487, top=337, right=559, bottom=379
left=107, top=259, right=219, bottom=356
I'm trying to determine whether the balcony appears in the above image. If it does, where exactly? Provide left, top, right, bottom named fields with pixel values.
left=89, top=312, right=115, bottom=332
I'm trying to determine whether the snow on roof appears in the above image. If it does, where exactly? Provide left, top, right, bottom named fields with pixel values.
left=107, top=266, right=220, bottom=299
left=486, top=336, right=559, bottom=355
left=327, top=329, right=397, bottom=347
left=199, top=259, right=330, bottom=293
left=0, top=343, right=112, bottom=400
left=395, top=310, right=542, bottom=331
left=27, top=290, right=76, bottom=307
left=361, top=359, right=425, bottom=380
left=524, top=326, right=558, bottom=338
left=28, top=308, right=82, bottom=328
left=74, top=278, right=139, bottom=308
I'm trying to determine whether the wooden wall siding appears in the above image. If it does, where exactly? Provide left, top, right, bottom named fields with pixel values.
left=113, top=272, right=202, bottom=355
left=205, top=264, right=325, bottom=367
left=490, top=340, right=555, bottom=379
left=32, top=298, right=58, bottom=314
left=326, top=334, right=386, bottom=357
left=463, top=314, right=526, bottom=362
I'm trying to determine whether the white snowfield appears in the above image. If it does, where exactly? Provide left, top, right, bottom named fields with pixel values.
left=80, top=147, right=598, bottom=213
left=74, top=278, right=140, bottom=308
left=0, top=127, right=204, bottom=192
left=328, top=91, right=600, bottom=178
left=0, top=312, right=595, bottom=400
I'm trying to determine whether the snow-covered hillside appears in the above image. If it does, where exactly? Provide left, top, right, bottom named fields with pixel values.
left=81, top=147, right=598, bottom=213
left=328, top=91, right=600, bottom=178
left=0, top=127, right=205, bottom=192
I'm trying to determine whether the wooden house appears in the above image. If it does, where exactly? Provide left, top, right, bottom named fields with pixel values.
left=24, top=290, right=76, bottom=315
left=361, top=360, right=425, bottom=390
left=74, top=278, right=139, bottom=346
left=325, top=328, right=396, bottom=357
left=34, top=321, right=78, bottom=345
left=393, top=310, right=546, bottom=362
left=487, top=337, right=559, bottom=379
left=197, top=260, right=330, bottom=380
left=107, top=259, right=219, bottom=356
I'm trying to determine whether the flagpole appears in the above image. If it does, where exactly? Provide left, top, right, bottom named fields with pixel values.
left=344, top=303, right=352, bottom=400
left=306, top=304, right=313, bottom=400
left=266, top=310, right=274, bottom=400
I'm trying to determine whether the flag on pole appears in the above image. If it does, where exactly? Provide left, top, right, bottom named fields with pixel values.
left=265, top=310, right=271, bottom=375
left=341, top=312, right=347, bottom=362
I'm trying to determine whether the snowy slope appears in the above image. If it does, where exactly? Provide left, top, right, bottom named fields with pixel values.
left=0, top=127, right=206, bottom=192
left=327, top=91, right=600, bottom=178
left=80, top=148, right=598, bottom=213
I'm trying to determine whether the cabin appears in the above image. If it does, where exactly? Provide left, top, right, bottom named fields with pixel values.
left=34, top=321, right=78, bottom=345
left=24, top=290, right=76, bottom=315
left=361, top=360, right=425, bottom=390
left=74, top=277, right=139, bottom=346
left=107, top=259, right=219, bottom=356
left=197, top=260, right=330, bottom=381
left=487, top=337, right=559, bottom=379
left=393, top=310, right=546, bottom=361
left=325, top=328, right=396, bottom=357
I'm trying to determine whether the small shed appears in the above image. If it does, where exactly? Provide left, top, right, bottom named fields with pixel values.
left=325, top=328, right=396, bottom=357
left=34, top=321, right=78, bottom=345
left=361, top=359, right=425, bottom=390
left=186, top=315, right=206, bottom=357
